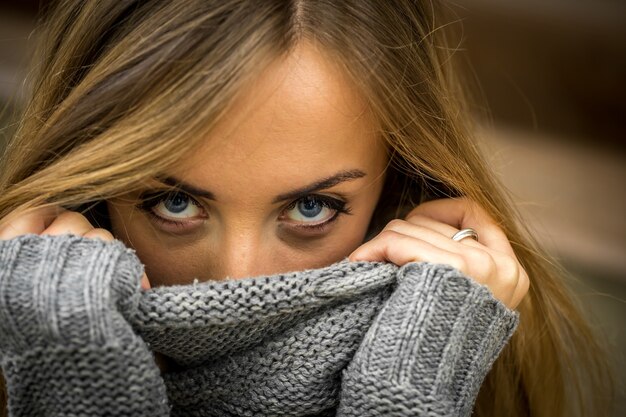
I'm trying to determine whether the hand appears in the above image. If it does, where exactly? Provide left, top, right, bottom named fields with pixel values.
left=348, top=197, right=529, bottom=309
left=0, top=205, right=151, bottom=290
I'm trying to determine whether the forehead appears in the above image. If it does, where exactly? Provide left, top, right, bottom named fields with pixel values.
left=174, top=42, right=386, bottom=202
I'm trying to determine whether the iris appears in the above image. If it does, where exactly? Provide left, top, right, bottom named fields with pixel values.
left=163, top=193, right=189, bottom=214
left=297, top=196, right=323, bottom=218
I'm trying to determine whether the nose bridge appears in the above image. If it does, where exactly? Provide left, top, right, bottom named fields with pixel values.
left=218, top=224, right=265, bottom=280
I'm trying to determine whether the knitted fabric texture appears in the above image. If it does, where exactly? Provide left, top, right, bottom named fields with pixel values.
left=0, top=234, right=519, bottom=417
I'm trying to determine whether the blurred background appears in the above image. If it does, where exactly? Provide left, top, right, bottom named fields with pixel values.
left=0, top=0, right=624, bottom=414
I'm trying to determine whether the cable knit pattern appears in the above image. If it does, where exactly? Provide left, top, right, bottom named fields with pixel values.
left=336, top=262, right=519, bottom=416
left=0, top=234, right=519, bottom=416
left=0, top=234, right=170, bottom=416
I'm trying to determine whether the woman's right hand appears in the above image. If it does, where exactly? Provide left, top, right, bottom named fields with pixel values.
left=0, top=205, right=151, bottom=290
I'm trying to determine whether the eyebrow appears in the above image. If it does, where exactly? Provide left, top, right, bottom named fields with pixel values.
left=161, top=169, right=367, bottom=203
left=271, top=169, right=367, bottom=203
left=161, top=177, right=216, bottom=199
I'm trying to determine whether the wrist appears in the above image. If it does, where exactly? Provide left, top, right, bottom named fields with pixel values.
left=0, top=234, right=145, bottom=352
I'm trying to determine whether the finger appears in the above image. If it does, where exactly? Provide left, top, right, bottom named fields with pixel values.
left=398, top=216, right=527, bottom=308
left=386, top=220, right=502, bottom=283
left=350, top=226, right=527, bottom=307
left=41, top=210, right=97, bottom=237
left=407, top=197, right=515, bottom=258
left=383, top=219, right=500, bottom=271
left=482, top=253, right=518, bottom=308
left=404, top=212, right=458, bottom=236
left=406, top=197, right=487, bottom=231
left=369, top=219, right=527, bottom=305
left=403, top=213, right=509, bottom=266
left=405, top=207, right=530, bottom=306
left=384, top=218, right=483, bottom=254
left=403, top=213, right=479, bottom=246
left=0, top=205, right=65, bottom=240
left=473, top=247, right=530, bottom=309
left=508, top=266, right=530, bottom=309
left=348, top=230, right=477, bottom=280
left=83, top=228, right=114, bottom=241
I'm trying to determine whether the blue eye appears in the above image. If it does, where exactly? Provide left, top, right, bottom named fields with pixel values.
left=137, top=191, right=204, bottom=221
left=291, top=196, right=325, bottom=220
left=282, top=195, right=352, bottom=230
left=163, top=193, right=190, bottom=213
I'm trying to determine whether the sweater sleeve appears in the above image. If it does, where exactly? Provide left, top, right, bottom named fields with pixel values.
left=336, top=261, right=520, bottom=417
left=0, top=234, right=171, bottom=417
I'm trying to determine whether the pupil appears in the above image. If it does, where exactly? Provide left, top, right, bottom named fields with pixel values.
left=298, top=197, right=322, bottom=218
left=164, top=193, right=189, bottom=213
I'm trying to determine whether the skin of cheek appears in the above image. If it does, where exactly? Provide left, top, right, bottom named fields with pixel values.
left=106, top=176, right=386, bottom=286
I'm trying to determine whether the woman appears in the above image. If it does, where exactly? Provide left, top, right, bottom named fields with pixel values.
left=0, top=0, right=613, bottom=416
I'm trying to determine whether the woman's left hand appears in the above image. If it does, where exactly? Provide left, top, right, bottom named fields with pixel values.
left=348, top=197, right=529, bottom=310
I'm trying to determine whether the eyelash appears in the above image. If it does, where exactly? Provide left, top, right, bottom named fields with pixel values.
left=136, top=191, right=203, bottom=231
left=135, top=190, right=352, bottom=232
left=282, top=195, right=353, bottom=231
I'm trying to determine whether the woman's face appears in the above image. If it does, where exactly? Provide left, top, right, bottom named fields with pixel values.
left=107, top=42, right=388, bottom=286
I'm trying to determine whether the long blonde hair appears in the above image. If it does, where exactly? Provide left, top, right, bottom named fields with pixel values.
left=0, top=1, right=614, bottom=416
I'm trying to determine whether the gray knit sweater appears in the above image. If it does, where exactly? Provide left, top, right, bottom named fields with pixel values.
left=0, top=234, right=519, bottom=416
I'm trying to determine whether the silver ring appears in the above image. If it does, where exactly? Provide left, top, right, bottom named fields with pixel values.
left=451, top=228, right=479, bottom=242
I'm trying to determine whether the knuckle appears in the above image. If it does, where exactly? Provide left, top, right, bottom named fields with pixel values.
left=0, top=205, right=55, bottom=238
left=466, top=248, right=497, bottom=277
left=57, top=210, right=88, bottom=224
left=403, top=205, right=422, bottom=220
left=448, top=254, right=467, bottom=274
left=379, top=228, right=401, bottom=241
left=522, top=279, right=531, bottom=298
left=518, top=270, right=531, bottom=295
left=97, top=229, right=114, bottom=241
left=498, top=255, right=521, bottom=288
left=383, top=218, right=406, bottom=232
left=45, top=210, right=95, bottom=236
left=404, top=212, right=424, bottom=223
left=503, top=274, right=519, bottom=291
left=86, top=228, right=114, bottom=241
left=502, top=255, right=521, bottom=278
